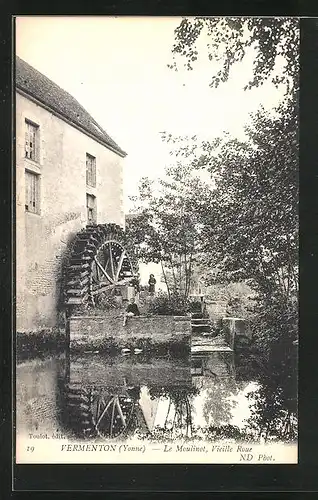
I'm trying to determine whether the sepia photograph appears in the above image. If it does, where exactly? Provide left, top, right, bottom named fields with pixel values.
left=15, top=16, right=298, bottom=465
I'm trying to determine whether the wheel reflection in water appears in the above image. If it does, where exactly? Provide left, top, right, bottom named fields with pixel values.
left=90, top=392, right=136, bottom=438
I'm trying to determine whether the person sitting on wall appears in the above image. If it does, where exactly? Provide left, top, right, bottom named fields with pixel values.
left=123, top=297, right=140, bottom=326
left=148, top=274, right=156, bottom=295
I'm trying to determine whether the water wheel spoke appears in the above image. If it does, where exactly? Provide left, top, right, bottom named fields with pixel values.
left=103, top=248, right=110, bottom=275
left=91, top=283, right=115, bottom=296
left=110, top=398, right=117, bottom=437
left=108, top=242, right=116, bottom=282
left=115, top=250, right=126, bottom=281
left=95, top=260, right=100, bottom=281
left=94, top=256, right=115, bottom=284
left=116, top=397, right=126, bottom=426
left=96, top=397, right=114, bottom=429
left=95, top=397, right=102, bottom=422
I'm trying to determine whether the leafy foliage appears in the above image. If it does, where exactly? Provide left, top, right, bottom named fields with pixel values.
left=93, top=293, right=123, bottom=311
left=159, top=86, right=298, bottom=444
left=126, top=171, right=211, bottom=300
left=147, top=291, right=189, bottom=316
left=147, top=385, right=200, bottom=438
left=127, top=18, right=298, bottom=442
left=235, top=335, right=298, bottom=442
left=209, top=105, right=297, bottom=297
left=203, top=424, right=256, bottom=442
left=205, top=281, right=256, bottom=318
left=245, top=383, right=297, bottom=442
left=148, top=385, right=199, bottom=400
left=165, top=110, right=298, bottom=434
left=169, top=17, right=299, bottom=94
left=161, top=97, right=298, bottom=305
left=135, top=377, right=296, bottom=443
left=202, top=379, right=238, bottom=427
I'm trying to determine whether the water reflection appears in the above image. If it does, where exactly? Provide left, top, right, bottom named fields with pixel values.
left=60, top=352, right=194, bottom=439
left=16, top=356, right=66, bottom=435
left=16, top=346, right=297, bottom=444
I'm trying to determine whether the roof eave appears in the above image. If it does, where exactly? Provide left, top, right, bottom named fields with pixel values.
left=16, top=85, right=127, bottom=158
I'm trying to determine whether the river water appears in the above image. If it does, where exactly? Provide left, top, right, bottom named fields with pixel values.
left=16, top=347, right=297, bottom=444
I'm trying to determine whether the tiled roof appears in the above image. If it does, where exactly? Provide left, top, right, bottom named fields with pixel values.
left=16, top=56, right=126, bottom=157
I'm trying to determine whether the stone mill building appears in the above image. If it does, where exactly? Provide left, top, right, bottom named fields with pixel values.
left=16, top=56, right=127, bottom=332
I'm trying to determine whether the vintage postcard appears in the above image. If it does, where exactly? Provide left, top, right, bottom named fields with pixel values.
left=15, top=16, right=298, bottom=465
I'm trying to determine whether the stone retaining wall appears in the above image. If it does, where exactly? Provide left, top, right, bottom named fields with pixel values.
left=221, top=317, right=251, bottom=349
left=69, top=314, right=191, bottom=351
left=205, top=300, right=228, bottom=319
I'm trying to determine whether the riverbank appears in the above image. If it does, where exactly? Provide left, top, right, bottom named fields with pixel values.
left=16, top=329, right=67, bottom=361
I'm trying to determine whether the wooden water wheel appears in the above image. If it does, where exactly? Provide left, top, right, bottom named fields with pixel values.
left=90, top=391, right=136, bottom=438
left=64, top=223, right=138, bottom=308
left=63, top=383, right=138, bottom=439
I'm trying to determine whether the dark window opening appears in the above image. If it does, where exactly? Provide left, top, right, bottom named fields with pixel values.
left=86, top=193, right=96, bottom=223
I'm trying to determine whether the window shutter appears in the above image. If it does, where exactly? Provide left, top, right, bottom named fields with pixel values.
left=25, top=171, right=39, bottom=213
left=86, top=154, right=96, bottom=187
left=25, top=120, right=39, bottom=162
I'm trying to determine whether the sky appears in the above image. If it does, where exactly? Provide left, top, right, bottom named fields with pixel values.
left=16, top=16, right=285, bottom=211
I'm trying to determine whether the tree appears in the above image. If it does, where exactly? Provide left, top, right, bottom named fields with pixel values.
left=162, top=98, right=298, bottom=302
left=148, top=385, right=199, bottom=439
left=160, top=104, right=298, bottom=437
left=169, top=17, right=299, bottom=95
left=166, top=17, right=299, bottom=304
left=164, top=19, right=299, bottom=429
left=126, top=169, right=211, bottom=302
left=235, top=338, right=298, bottom=442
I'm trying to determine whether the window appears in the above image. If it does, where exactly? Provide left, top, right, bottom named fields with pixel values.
left=25, top=171, right=39, bottom=213
left=86, top=153, right=96, bottom=187
left=86, top=194, right=96, bottom=223
left=25, top=120, right=39, bottom=161
left=191, top=358, right=203, bottom=376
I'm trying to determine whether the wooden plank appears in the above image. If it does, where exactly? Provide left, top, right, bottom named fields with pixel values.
left=191, top=345, right=233, bottom=353
left=191, top=318, right=211, bottom=323
left=94, top=257, right=114, bottom=283
left=191, top=323, right=210, bottom=327
left=66, top=297, right=83, bottom=305
left=67, top=277, right=90, bottom=287
left=66, top=289, right=88, bottom=295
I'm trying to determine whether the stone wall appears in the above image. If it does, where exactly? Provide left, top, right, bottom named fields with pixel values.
left=205, top=299, right=227, bottom=320
left=69, top=314, right=192, bottom=351
left=221, top=317, right=250, bottom=349
left=16, top=92, right=125, bottom=331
